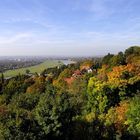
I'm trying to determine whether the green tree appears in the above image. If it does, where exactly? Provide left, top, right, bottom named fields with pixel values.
left=125, top=46, right=140, bottom=57
left=34, top=92, right=76, bottom=139
left=0, top=93, right=41, bottom=140
left=126, top=95, right=140, bottom=136
left=87, top=77, right=108, bottom=115
left=3, top=79, right=24, bottom=103
left=110, top=52, right=126, bottom=66
left=0, top=73, right=4, bottom=84
left=26, top=69, right=30, bottom=74
left=58, top=68, right=72, bottom=79
left=102, top=53, right=114, bottom=65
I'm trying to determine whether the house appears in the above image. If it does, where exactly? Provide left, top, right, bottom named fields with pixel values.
left=72, top=70, right=82, bottom=77
left=87, top=68, right=93, bottom=73
left=80, top=64, right=93, bottom=74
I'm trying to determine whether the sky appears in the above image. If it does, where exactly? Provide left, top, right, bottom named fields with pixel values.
left=0, top=0, right=140, bottom=56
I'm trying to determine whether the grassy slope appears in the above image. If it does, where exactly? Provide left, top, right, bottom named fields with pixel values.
left=4, top=60, right=62, bottom=77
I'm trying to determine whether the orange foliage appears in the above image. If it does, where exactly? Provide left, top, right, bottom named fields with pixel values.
left=36, top=76, right=46, bottom=83
left=80, top=65, right=91, bottom=71
left=107, top=64, right=140, bottom=87
left=106, top=101, right=129, bottom=132
left=64, top=77, right=75, bottom=85
left=26, top=83, right=45, bottom=93
left=52, top=79, right=57, bottom=86
left=26, top=76, right=46, bottom=93
left=115, top=101, right=129, bottom=131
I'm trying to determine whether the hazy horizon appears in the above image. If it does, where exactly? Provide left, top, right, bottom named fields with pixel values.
left=0, top=54, right=123, bottom=57
left=0, top=0, right=140, bottom=56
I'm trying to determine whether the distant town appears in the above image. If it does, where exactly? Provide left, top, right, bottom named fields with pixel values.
left=0, top=56, right=46, bottom=73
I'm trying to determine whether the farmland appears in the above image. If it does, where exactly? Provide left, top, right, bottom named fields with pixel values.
left=3, top=60, right=62, bottom=77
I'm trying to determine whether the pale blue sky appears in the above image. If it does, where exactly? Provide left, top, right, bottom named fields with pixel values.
left=0, top=0, right=140, bottom=56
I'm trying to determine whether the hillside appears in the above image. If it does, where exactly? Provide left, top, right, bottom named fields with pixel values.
left=0, top=46, right=140, bottom=140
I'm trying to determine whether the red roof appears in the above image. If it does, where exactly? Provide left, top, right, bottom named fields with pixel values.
left=73, top=70, right=81, bottom=75
left=64, top=77, right=75, bottom=85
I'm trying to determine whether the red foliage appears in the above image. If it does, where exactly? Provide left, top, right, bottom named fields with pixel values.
left=64, top=77, right=75, bottom=85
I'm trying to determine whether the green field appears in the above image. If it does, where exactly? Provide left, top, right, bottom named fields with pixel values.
left=4, top=60, right=62, bottom=77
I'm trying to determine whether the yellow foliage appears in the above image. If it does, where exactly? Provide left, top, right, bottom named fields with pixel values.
left=85, top=112, right=96, bottom=122
left=107, top=64, right=140, bottom=87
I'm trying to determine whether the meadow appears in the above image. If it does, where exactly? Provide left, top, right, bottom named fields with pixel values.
left=3, top=60, right=62, bottom=77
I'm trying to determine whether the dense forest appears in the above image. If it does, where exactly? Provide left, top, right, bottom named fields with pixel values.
left=0, top=46, right=140, bottom=140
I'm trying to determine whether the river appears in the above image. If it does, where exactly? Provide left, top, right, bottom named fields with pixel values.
left=60, top=60, right=76, bottom=65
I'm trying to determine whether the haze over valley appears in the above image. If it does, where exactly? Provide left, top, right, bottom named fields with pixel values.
left=0, top=0, right=140, bottom=140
